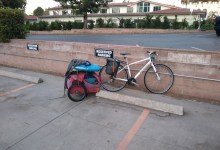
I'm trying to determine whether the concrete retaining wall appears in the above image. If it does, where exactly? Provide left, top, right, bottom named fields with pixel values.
left=29, top=28, right=202, bottom=35
left=0, top=39, right=220, bottom=102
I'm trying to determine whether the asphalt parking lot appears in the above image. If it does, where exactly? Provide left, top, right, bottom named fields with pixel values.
left=27, top=32, right=220, bottom=51
left=0, top=66, right=220, bottom=150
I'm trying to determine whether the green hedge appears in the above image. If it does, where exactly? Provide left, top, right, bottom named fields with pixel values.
left=0, top=8, right=26, bottom=42
left=26, top=15, right=214, bottom=31
left=27, top=21, right=84, bottom=31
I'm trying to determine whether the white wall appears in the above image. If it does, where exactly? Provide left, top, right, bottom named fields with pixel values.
left=182, top=1, right=220, bottom=17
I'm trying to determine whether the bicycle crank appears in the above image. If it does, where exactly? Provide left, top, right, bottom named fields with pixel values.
left=127, top=78, right=139, bottom=86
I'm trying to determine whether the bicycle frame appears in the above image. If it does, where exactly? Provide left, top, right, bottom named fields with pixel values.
left=115, top=56, right=159, bottom=82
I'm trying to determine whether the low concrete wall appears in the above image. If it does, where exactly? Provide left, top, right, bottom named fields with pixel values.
left=29, top=28, right=204, bottom=35
left=0, top=39, right=220, bottom=102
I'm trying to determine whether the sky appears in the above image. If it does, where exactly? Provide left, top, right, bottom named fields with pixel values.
left=26, top=0, right=60, bottom=15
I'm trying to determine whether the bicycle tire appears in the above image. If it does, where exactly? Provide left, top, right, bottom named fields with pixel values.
left=67, top=83, right=87, bottom=102
left=99, top=65, right=128, bottom=92
left=144, top=64, right=174, bottom=94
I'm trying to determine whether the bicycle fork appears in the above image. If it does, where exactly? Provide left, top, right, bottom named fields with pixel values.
left=151, top=63, right=161, bottom=80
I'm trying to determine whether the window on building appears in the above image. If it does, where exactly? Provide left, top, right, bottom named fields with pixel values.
left=127, top=7, right=133, bottom=13
left=100, top=8, right=107, bottom=13
left=137, top=2, right=150, bottom=12
left=53, top=11, right=59, bottom=15
left=112, top=7, right=120, bottom=13
left=62, top=10, right=68, bottom=15
left=153, top=6, right=161, bottom=11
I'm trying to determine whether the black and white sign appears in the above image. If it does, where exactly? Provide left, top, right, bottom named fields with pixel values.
left=27, top=44, right=39, bottom=51
left=95, top=49, right=113, bottom=58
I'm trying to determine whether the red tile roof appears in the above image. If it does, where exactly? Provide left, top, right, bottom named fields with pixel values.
left=26, top=15, right=38, bottom=20
left=108, top=2, right=135, bottom=7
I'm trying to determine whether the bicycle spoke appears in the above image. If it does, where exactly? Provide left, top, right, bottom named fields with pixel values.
left=100, top=65, right=128, bottom=92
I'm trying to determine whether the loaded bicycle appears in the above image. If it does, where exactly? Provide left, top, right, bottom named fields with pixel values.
left=99, top=51, right=174, bottom=94
left=64, top=59, right=101, bottom=102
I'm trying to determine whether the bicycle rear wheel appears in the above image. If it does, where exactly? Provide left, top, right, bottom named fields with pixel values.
left=99, top=65, right=128, bottom=92
left=144, top=64, right=174, bottom=94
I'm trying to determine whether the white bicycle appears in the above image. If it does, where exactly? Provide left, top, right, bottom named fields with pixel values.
left=99, top=51, right=174, bottom=94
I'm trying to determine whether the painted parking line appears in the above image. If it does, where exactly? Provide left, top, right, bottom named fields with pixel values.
left=117, top=109, right=150, bottom=150
left=0, top=83, right=35, bottom=97
left=191, top=47, right=206, bottom=51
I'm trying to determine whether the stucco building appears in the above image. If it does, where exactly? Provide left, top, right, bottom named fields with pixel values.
left=39, top=0, right=206, bottom=26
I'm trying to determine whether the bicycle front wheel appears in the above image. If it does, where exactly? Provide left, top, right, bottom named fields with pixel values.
left=144, top=64, right=174, bottom=94
left=99, top=65, right=128, bottom=92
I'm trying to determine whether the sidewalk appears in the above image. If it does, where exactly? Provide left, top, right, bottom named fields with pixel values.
left=0, top=66, right=220, bottom=150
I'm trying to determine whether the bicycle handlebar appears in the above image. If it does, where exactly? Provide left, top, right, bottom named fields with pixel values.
left=147, top=51, right=156, bottom=55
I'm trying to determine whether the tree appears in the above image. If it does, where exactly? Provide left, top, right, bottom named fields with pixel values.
left=0, top=1, right=3, bottom=7
left=33, top=7, right=44, bottom=16
left=0, top=8, right=26, bottom=42
left=0, top=0, right=26, bottom=9
left=54, top=0, right=110, bottom=29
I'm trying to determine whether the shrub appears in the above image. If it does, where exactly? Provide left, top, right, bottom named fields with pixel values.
left=162, top=16, right=170, bottom=29
left=50, top=21, right=62, bottom=30
left=124, top=19, right=135, bottom=28
left=37, top=21, right=49, bottom=31
left=96, top=18, right=105, bottom=28
left=118, top=18, right=125, bottom=28
left=137, top=20, right=145, bottom=28
left=200, top=20, right=214, bottom=30
left=88, top=20, right=95, bottom=29
left=66, top=21, right=72, bottom=30
left=106, top=18, right=117, bottom=28
left=0, top=8, right=26, bottom=42
left=144, top=15, right=154, bottom=28
left=193, top=20, right=199, bottom=29
left=72, top=21, right=83, bottom=29
left=172, top=15, right=180, bottom=29
left=154, top=16, right=162, bottom=28
left=29, top=22, right=37, bottom=31
left=180, top=18, right=189, bottom=29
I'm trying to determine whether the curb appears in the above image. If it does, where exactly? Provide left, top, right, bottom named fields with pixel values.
left=0, top=70, right=43, bottom=84
left=96, top=90, right=184, bottom=116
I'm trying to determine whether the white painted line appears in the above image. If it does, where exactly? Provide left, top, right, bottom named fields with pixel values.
left=191, top=47, right=206, bottom=51
left=96, top=90, right=184, bottom=116
left=196, top=33, right=215, bottom=37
